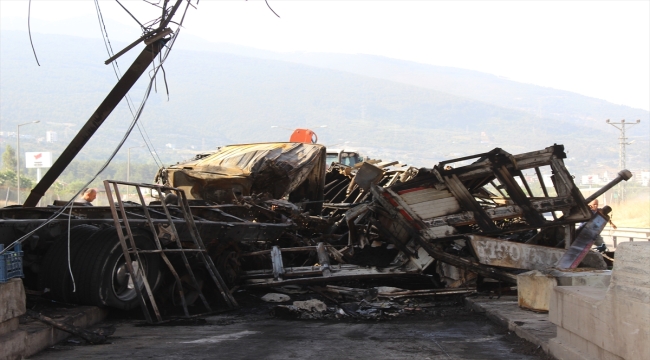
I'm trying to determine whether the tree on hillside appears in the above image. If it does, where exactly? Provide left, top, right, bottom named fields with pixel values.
left=2, top=145, right=17, bottom=171
left=0, top=170, right=32, bottom=188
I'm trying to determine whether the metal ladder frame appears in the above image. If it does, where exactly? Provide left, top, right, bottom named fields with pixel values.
left=104, top=180, right=237, bottom=323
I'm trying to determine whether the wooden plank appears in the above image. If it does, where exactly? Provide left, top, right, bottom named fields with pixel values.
left=422, top=195, right=578, bottom=227
left=412, top=207, right=459, bottom=219
left=411, top=198, right=462, bottom=219
left=492, top=164, right=546, bottom=227
left=402, top=192, right=453, bottom=205
left=452, top=147, right=558, bottom=181
left=422, top=225, right=458, bottom=238
left=397, top=186, right=432, bottom=195
left=409, top=197, right=460, bottom=212
left=400, top=189, right=454, bottom=205
left=469, top=236, right=566, bottom=270
left=26, top=310, right=109, bottom=344
left=444, top=174, right=499, bottom=232
left=383, top=188, right=423, bottom=229
left=376, top=160, right=399, bottom=168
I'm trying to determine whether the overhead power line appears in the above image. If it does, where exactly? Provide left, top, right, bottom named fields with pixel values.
left=93, top=0, right=165, bottom=168
left=1, top=0, right=197, bottom=255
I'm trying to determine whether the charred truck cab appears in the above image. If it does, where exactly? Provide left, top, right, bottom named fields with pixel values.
left=157, top=142, right=327, bottom=215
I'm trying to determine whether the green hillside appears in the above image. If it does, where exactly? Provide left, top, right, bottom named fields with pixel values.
left=1, top=30, right=648, bottom=191
left=170, top=38, right=650, bottom=129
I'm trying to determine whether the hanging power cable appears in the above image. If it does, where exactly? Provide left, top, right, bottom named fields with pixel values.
left=94, top=0, right=165, bottom=168
left=1, top=1, right=197, bottom=255
left=2, top=45, right=171, bottom=254
left=27, top=0, right=41, bottom=66
left=115, top=0, right=148, bottom=31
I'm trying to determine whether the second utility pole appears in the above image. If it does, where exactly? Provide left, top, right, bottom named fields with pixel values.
left=606, top=119, right=640, bottom=202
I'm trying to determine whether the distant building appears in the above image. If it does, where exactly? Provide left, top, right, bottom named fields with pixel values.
left=480, top=131, right=491, bottom=144
left=581, top=174, right=602, bottom=185
left=46, top=131, right=58, bottom=143
left=640, top=172, right=649, bottom=186
left=580, top=173, right=608, bottom=185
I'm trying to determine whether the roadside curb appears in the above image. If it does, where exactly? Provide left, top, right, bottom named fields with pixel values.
left=1, top=305, right=107, bottom=360
left=465, top=295, right=556, bottom=356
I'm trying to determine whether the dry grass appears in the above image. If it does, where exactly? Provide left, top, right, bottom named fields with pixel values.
left=609, top=197, right=650, bottom=228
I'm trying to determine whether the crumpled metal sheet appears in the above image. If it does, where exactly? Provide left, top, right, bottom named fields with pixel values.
left=165, top=142, right=326, bottom=201
left=190, top=143, right=323, bottom=176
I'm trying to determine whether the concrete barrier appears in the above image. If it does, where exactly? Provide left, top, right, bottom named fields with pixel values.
left=517, top=269, right=611, bottom=312
left=0, top=279, right=27, bottom=360
left=548, top=241, right=650, bottom=360
left=0, top=279, right=107, bottom=360
left=600, top=226, right=650, bottom=250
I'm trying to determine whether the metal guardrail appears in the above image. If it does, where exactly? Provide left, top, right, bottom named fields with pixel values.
left=600, top=227, right=650, bottom=249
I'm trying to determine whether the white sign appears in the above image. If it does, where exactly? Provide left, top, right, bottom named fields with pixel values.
left=25, top=152, right=52, bottom=168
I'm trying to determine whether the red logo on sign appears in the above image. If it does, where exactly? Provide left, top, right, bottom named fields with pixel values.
left=34, top=153, right=42, bottom=160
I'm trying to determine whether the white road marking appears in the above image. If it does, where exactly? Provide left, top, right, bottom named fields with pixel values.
left=181, top=330, right=260, bottom=344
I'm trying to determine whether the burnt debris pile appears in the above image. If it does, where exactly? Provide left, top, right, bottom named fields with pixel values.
left=3, top=142, right=627, bottom=323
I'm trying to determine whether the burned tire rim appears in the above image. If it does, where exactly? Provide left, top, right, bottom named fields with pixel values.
left=82, top=228, right=162, bottom=310
left=110, top=252, right=148, bottom=302
left=217, top=250, right=241, bottom=287
left=170, top=272, right=204, bottom=307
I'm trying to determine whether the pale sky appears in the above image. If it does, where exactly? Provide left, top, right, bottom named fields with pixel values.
left=2, top=0, right=649, bottom=111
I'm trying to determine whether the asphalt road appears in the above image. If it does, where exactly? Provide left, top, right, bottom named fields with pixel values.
left=33, top=311, right=550, bottom=359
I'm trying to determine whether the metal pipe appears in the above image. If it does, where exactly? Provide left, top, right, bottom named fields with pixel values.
left=16, top=121, right=39, bottom=204
left=584, top=170, right=633, bottom=204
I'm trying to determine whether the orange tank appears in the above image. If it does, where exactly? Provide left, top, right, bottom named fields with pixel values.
left=289, top=128, right=318, bottom=144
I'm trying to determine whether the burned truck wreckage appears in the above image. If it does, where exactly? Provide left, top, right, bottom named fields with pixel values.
left=0, top=3, right=633, bottom=326
left=0, top=142, right=630, bottom=322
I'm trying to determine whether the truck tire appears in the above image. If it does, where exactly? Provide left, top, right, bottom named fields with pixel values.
left=72, top=227, right=162, bottom=310
left=216, top=250, right=241, bottom=287
left=39, top=225, right=99, bottom=302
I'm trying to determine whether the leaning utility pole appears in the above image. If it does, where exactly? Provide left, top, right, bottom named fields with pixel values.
left=22, top=0, right=185, bottom=208
left=606, top=119, right=640, bottom=202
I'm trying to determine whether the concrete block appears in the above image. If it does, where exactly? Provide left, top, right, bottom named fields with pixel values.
left=607, top=243, right=650, bottom=303
left=551, top=269, right=611, bottom=288
left=518, top=269, right=611, bottom=312
left=0, top=279, right=26, bottom=323
left=0, top=318, right=19, bottom=337
left=549, top=337, right=594, bottom=360
left=559, top=327, right=588, bottom=356
left=549, top=242, right=650, bottom=360
left=0, top=306, right=107, bottom=359
left=0, top=329, right=27, bottom=360
left=517, top=270, right=556, bottom=312
left=551, top=327, right=623, bottom=360
left=22, top=306, right=108, bottom=358
left=551, top=285, right=650, bottom=360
